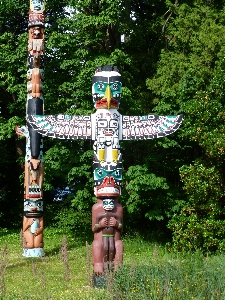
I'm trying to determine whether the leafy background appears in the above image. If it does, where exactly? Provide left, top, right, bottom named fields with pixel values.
left=1, top=0, right=225, bottom=250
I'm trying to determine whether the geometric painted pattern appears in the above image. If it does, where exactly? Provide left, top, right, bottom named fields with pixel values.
left=122, top=114, right=184, bottom=140
left=28, top=113, right=183, bottom=141
left=27, top=114, right=92, bottom=139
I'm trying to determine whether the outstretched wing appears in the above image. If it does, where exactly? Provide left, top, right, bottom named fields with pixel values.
left=27, top=114, right=92, bottom=139
left=122, top=114, right=183, bottom=140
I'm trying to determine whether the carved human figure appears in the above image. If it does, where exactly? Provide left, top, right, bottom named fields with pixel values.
left=16, top=124, right=44, bottom=256
left=27, top=56, right=44, bottom=98
left=28, top=27, right=44, bottom=56
left=93, top=111, right=120, bottom=163
left=92, top=198, right=123, bottom=275
left=23, top=199, right=44, bottom=248
left=23, top=216, right=44, bottom=248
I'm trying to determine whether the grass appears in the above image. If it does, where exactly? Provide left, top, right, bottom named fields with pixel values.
left=0, top=227, right=225, bottom=299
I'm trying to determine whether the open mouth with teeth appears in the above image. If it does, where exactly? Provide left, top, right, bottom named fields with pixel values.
left=95, top=187, right=120, bottom=197
left=94, top=176, right=121, bottom=197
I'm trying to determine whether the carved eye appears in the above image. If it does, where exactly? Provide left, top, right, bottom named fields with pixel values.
left=95, top=168, right=107, bottom=180
left=112, top=83, right=118, bottom=90
left=112, top=169, right=121, bottom=179
left=109, top=119, right=118, bottom=128
left=98, top=83, right=104, bottom=90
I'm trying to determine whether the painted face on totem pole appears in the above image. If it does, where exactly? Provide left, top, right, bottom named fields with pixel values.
left=102, top=199, right=115, bottom=211
left=30, top=0, right=45, bottom=12
left=24, top=199, right=43, bottom=218
left=96, top=115, right=119, bottom=138
left=93, top=158, right=122, bottom=197
left=31, top=27, right=42, bottom=39
left=92, top=65, right=122, bottom=109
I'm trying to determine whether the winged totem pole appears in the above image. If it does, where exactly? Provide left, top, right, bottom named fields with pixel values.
left=27, top=64, right=183, bottom=272
left=17, top=1, right=184, bottom=274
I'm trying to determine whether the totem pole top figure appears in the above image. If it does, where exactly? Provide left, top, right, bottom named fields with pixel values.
left=92, top=65, right=122, bottom=109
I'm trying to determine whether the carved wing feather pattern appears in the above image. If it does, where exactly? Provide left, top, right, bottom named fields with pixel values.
left=122, top=114, right=184, bottom=140
left=27, top=114, right=92, bottom=139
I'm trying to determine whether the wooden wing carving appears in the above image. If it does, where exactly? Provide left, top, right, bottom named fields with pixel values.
left=27, top=114, right=92, bottom=139
left=122, top=114, right=184, bottom=140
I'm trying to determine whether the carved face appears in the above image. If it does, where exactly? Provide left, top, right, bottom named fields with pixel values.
left=94, top=111, right=120, bottom=162
left=24, top=199, right=43, bottom=217
left=29, top=159, right=41, bottom=183
left=93, top=159, right=122, bottom=197
left=32, top=27, right=42, bottom=39
left=30, top=0, right=45, bottom=12
left=92, top=66, right=122, bottom=109
left=102, top=199, right=115, bottom=211
left=24, top=200, right=43, bottom=212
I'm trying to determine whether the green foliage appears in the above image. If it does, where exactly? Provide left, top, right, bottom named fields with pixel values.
left=1, top=0, right=225, bottom=251
left=123, top=165, right=169, bottom=221
left=168, top=160, right=225, bottom=251
left=147, top=1, right=225, bottom=250
left=0, top=0, right=169, bottom=228
left=49, top=204, right=92, bottom=235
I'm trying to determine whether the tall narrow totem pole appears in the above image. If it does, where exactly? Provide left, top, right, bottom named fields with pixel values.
left=16, top=0, right=45, bottom=257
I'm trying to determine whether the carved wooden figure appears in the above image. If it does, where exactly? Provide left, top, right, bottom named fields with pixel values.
left=27, top=64, right=183, bottom=265
left=16, top=0, right=45, bottom=257
left=92, top=198, right=123, bottom=274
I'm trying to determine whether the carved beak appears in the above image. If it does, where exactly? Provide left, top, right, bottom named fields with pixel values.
left=104, top=85, right=112, bottom=109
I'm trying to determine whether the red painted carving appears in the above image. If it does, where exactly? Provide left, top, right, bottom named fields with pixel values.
left=92, top=198, right=123, bottom=275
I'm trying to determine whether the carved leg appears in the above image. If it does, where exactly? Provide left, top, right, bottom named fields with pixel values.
left=23, top=231, right=34, bottom=248
left=112, top=149, right=118, bottom=162
left=92, top=240, right=104, bottom=275
left=98, top=149, right=105, bottom=162
left=34, top=234, right=44, bottom=248
left=103, top=236, right=109, bottom=271
left=108, top=236, right=115, bottom=271
left=114, top=240, right=123, bottom=271
left=103, top=236, right=109, bottom=262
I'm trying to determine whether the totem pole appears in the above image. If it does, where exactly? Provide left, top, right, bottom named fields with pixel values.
left=27, top=65, right=183, bottom=272
left=16, top=0, right=45, bottom=257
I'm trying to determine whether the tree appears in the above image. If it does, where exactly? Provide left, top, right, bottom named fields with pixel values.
left=146, top=0, right=225, bottom=250
left=4, top=0, right=225, bottom=251
left=1, top=0, right=180, bottom=230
